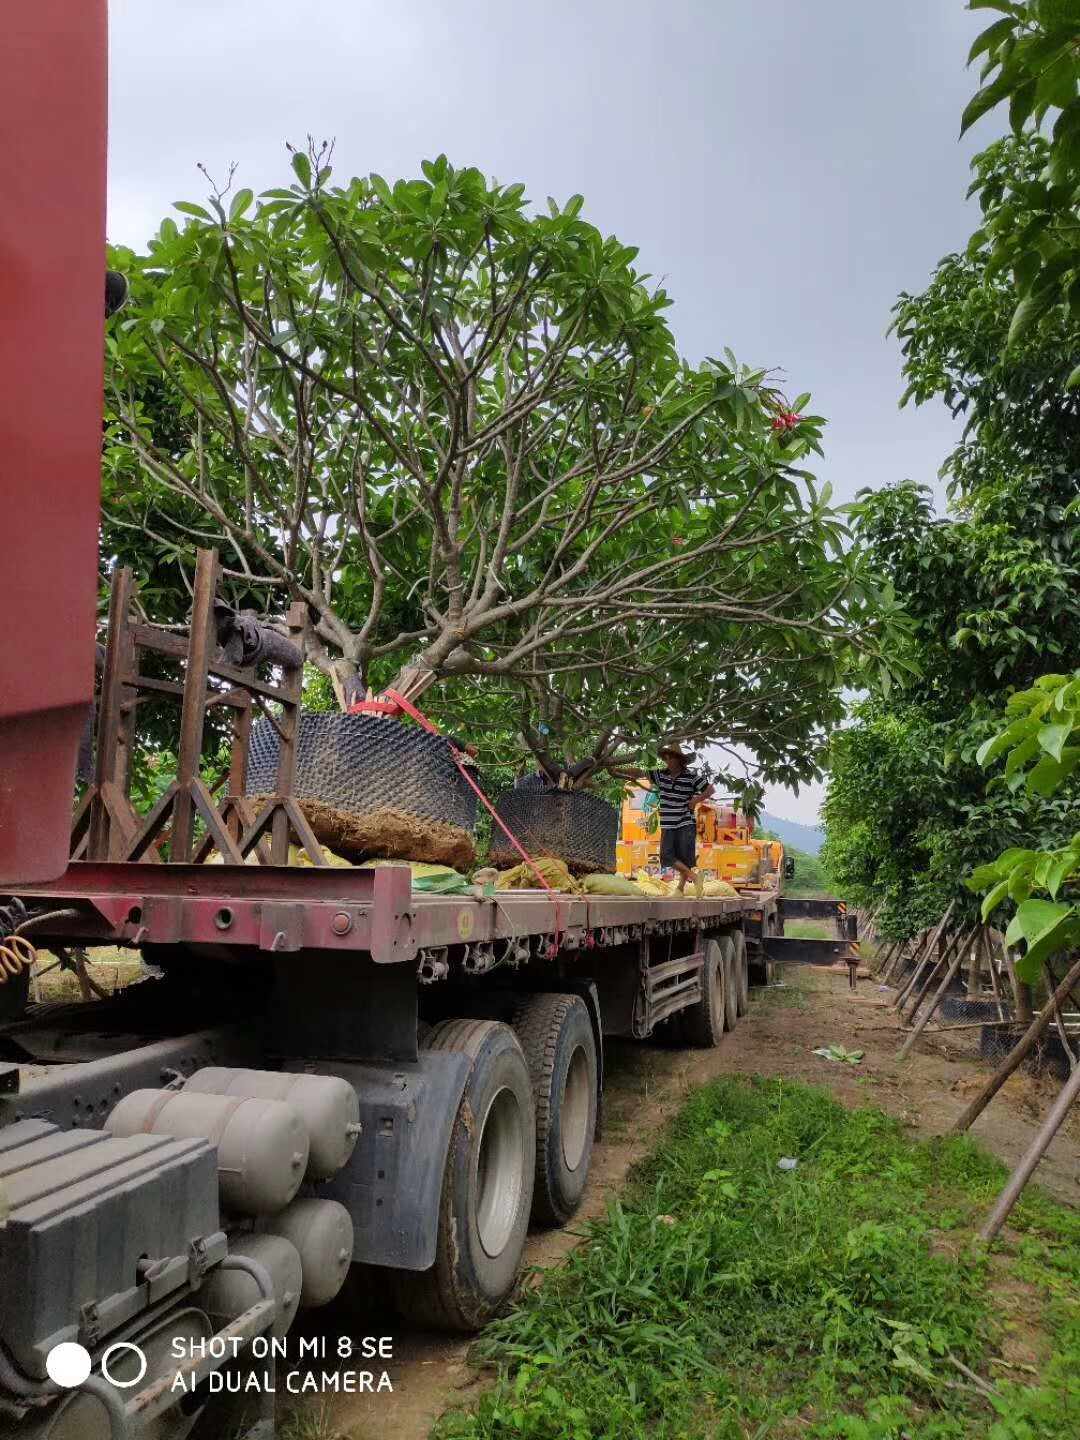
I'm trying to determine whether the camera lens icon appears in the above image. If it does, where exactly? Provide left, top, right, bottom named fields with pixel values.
left=46, top=1340, right=148, bottom=1390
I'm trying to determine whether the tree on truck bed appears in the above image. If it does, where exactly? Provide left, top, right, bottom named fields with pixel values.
left=104, top=151, right=893, bottom=786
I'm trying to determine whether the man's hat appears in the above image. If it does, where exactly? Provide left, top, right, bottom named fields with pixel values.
left=658, top=741, right=691, bottom=765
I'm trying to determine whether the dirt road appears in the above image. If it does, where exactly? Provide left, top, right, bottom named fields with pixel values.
left=313, top=965, right=1080, bottom=1440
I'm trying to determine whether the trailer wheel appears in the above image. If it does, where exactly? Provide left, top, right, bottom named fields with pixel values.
left=732, top=930, right=748, bottom=1017
left=391, top=1019, right=535, bottom=1331
left=719, top=935, right=738, bottom=1031
left=513, top=993, right=597, bottom=1226
left=668, top=938, right=726, bottom=1048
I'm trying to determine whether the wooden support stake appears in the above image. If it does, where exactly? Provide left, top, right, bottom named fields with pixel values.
left=980, top=1057, right=1080, bottom=1245
left=1045, top=962, right=1079, bottom=1073
left=986, top=930, right=1007, bottom=1022
left=895, top=902, right=955, bottom=1010
left=873, top=936, right=900, bottom=980
left=170, top=550, right=219, bottom=862
left=903, top=927, right=969, bottom=1026
left=883, top=933, right=916, bottom=986
left=899, top=936, right=969, bottom=1059
left=966, top=926, right=985, bottom=1001
left=952, top=953, right=1080, bottom=1135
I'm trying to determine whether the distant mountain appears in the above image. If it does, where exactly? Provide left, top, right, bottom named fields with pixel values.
left=760, top=812, right=824, bottom=857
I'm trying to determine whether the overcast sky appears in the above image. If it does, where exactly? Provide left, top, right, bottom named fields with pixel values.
left=108, top=1, right=994, bottom=824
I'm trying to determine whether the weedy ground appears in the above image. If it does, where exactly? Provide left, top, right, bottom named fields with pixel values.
left=433, top=1075, right=1080, bottom=1440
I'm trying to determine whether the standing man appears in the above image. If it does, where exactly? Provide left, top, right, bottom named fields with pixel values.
left=645, top=743, right=714, bottom=897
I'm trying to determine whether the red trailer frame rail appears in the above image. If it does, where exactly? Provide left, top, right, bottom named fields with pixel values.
left=14, top=861, right=761, bottom=965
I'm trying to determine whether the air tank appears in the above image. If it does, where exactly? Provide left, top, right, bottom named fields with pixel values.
left=256, top=1198, right=354, bottom=1308
left=106, top=1090, right=308, bottom=1216
left=184, top=1067, right=360, bottom=1180
left=202, top=1234, right=302, bottom=1339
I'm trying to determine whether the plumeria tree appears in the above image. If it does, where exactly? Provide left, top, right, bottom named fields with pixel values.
left=104, top=149, right=886, bottom=775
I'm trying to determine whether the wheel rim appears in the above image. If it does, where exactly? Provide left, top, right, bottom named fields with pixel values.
left=560, top=1044, right=591, bottom=1172
left=475, top=1085, right=525, bottom=1258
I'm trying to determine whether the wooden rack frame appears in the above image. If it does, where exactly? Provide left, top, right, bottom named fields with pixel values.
left=71, top=548, right=328, bottom=866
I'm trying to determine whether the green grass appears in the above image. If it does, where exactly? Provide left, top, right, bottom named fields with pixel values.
left=435, top=1077, right=1080, bottom=1440
left=782, top=919, right=834, bottom=940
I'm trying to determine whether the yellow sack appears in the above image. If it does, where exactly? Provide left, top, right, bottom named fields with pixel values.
left=579, top=873, right=644, bottom=896
left=291, top=844, right=352, bottom=868
left=701, top=879, right=738, bottom=898
left=634, top=870, right=678, bottom=896
left=496, top=857, right=578, bottom=893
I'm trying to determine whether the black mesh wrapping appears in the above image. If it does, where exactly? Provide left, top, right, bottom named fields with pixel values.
left=490, top=789, right=618, bottom=874
left=245, top=712, right=478, bottom=831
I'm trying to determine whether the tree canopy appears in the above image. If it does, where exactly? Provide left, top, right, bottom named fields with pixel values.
left=963, top=0, right=1080, bottom=364
left=104, top=150, right=885, bottom=784
left=822, top=133, right=1080, bottom=936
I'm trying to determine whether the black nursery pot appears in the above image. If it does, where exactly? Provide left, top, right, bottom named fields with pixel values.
left=246, top=711, right=478, bottom=868
left=490, top=788, right=618, bottom=876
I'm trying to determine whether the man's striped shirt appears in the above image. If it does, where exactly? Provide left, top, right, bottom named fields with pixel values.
left=647, top=768, right=707, bottom=831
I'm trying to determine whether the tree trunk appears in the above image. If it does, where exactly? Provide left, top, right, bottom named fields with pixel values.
left=966, top=927, right=984, bottom=1001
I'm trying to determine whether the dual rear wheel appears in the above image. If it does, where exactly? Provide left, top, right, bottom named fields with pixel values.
left=393, top=995, right=598, bottom=1330
left=666, top=930, right=748, bottom=1048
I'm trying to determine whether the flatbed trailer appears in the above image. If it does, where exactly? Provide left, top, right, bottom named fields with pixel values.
left=0, top=858, right=851, bottom=1440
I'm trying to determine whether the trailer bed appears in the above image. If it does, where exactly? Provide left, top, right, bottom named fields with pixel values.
left=13, top=861, right=776, bottom=962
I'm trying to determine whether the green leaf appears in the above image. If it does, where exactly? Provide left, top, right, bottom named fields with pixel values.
left=1035, top=0, right=1080, bottom=31
left=981, top=877, right=1012, bottom=921
left=1026, top=746, right=1080, bottom=795
left=1047, top=852, right=1078, bottom=899
left=1010, top=77, right=1039, bottom=133
left=229, top=188, right=253, bottom=220
left=1038, top=721, right=1074, bottom=761
left=1008, top=294, right=1048, bottom=346
left=174, top=201, right=212, bottom=220
left=977, top=714, right=1037, bottom=767
left=291, top=151, right=312, bottom=187
left=961, top=72, right=1018, bottom=134
left=969, top=15, right=1017, bottom=63
left=1005, top=898, right=1078, bottom=981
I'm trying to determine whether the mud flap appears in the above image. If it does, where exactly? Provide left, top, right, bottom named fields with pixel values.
left=309, top=1051, right=471, bottom=1271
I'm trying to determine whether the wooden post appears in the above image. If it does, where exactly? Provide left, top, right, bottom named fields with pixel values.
left=966, top=926, right=985, bottom=1001
left=952, top=953, right=1080, bottom=1134
left=981, top=1057, right=1080, bottom=1244
left=985, top=930, right=1007, bottom=1021
left=170, top=550, right=220, bottom=862
left=883, top=933, right=916, bottom=986
left=873, top=936, right=900, bottom=980
left=902, top=927, right=968, bottom=1025
left=899, top=936, right=969, bottom=1059
left=894, top=903, right=954, bottom=1010
left=1045, top=962, right=1078, bottom=1073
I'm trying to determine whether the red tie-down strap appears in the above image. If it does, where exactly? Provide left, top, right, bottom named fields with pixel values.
left=381, top=689, right=565, bottom=954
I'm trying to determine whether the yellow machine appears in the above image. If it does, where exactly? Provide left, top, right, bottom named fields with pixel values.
left=616, top=787, right=785, bottom=890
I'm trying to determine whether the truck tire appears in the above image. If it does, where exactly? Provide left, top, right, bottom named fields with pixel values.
left=513, top=993, right=597, bottom=1226
left=719, top=935, right=738, bottom=1031
left=732, top=929, right=749, bottom=1017
left=668, top=938, right=726, bottom=1048
left=390, top=1019, right=535, bottom=1331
